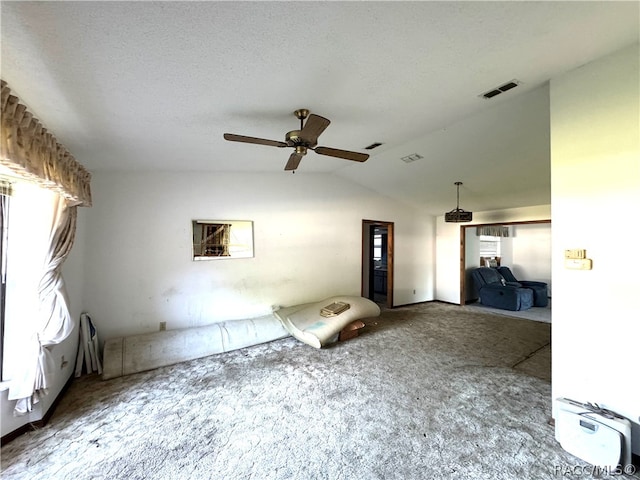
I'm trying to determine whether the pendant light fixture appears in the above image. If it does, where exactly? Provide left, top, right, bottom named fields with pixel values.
left=445, top=181, right=473, bottom=223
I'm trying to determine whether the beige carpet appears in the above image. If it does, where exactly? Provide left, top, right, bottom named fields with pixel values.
left=463, top=299, right=552, bottom=324
left=1, top=302, right=635, bottom=479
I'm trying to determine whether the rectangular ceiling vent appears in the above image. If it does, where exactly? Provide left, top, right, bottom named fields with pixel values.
left=401, top=153, right=423, bottom=163
left=480, top=79, right=521, bottom=99
left=365, top=142, right=383, bottom=150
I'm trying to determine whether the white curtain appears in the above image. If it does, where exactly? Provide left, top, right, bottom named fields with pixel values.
left=1, top=80, right=88, bottom=416
left=7, top=190, right=77, bottom=415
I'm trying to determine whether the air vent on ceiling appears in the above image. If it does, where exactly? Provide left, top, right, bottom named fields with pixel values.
left=480, top=79, right=521, bottom=99
left=365, top=142, right=383, bottom=150
left=401, top=153, right=423, bottom=163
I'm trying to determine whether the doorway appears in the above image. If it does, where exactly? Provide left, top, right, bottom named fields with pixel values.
left=361, top=220, right=394, bottom=308
left=459, top=220, right=551, bottom=305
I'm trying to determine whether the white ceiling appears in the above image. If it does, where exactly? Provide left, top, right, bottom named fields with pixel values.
left=1, top=1, right=638, bottom=215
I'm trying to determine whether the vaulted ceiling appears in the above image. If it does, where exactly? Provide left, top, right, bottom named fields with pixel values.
left=1, top=2, right=638, bottom=214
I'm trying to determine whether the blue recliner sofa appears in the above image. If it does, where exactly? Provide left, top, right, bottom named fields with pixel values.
left=497, top=266, right=549, bottom=307
left=471, top=267, right=534, bottom=311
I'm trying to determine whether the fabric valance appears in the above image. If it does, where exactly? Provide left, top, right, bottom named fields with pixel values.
left=0, top=80, right=92, bottom=207
left=476, top=225, right=510, bottom=237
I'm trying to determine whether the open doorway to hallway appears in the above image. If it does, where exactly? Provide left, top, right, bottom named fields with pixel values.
left=361, top=220, right=394, bottom=308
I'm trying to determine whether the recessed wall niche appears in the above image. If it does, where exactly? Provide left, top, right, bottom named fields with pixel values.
left=192, top=220, right=254, bottom=260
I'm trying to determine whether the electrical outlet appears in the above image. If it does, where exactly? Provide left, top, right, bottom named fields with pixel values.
left=159, top=322, right=166, bottom=331
left=564, top=249, right=586, bottom=259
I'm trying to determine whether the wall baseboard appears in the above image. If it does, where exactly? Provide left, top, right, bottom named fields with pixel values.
left=390, top=300, right=436, bottom=308
left=1, top=374, right=75, bottom=446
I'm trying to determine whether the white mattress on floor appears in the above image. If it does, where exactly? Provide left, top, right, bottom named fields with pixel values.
left=274, top=295, right=380, bottom=348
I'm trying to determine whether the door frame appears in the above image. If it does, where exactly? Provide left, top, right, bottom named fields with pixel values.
left=459, top=219, right=551, bottom=305
left=361, top=219, right=394, bottom=308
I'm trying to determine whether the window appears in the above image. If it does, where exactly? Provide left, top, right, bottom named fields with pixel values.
left=201, top=223, right=231, bottom=257
left=1, top=80, right=88, bottom=411
left=373, top=234, right=383, bottom=261
left=479, top=235, right=501, bottom=258
left=192, top=220, right=254, bottom=260
left=372, top=227, right=388, bottom=267
left=1, top=181, right=58, bottom=383
left=0, top=180, right=11, bottom=379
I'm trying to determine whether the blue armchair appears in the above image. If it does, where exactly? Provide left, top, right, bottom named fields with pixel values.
left=471, top=267, right=534, bottom=311
left=497, top=266, right=549, bottom=307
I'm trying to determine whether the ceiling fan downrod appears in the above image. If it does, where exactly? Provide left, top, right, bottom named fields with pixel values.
left=294, top=108, right=309, bottom=130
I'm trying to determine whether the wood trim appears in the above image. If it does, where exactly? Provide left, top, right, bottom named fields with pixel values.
left=470, top=219, right=551, bottom=228
left=361, top=221, right=370, bottom=298
left=459, top=225, right=466, bottom=305
left=387, top=222, right=394, bottom=308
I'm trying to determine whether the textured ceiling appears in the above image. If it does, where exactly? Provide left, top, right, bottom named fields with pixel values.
left=1, top=1, right=638, bottom=214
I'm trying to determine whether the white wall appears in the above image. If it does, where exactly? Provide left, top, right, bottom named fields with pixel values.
left=550, top=44, right=639, bottom=451
left=83, top=172, right=435, bottom=343
left=500, top=235, right=514, bottom=267
left=511, top=223, right=551, bottom=294
left=436, top=205, right=551, bottom=304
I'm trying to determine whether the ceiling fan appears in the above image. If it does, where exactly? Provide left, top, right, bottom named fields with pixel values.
left=223, top=109, right=369, bottom=172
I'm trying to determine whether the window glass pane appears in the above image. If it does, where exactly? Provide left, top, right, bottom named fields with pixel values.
left=479, top=235, right=501, bottom=257
left=2, top=182, right=56, bottom=380
left=373, top=234, right=382, bottom=260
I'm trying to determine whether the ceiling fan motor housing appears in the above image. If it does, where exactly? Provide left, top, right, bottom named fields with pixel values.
left=286, top=130, right=316, bottom=148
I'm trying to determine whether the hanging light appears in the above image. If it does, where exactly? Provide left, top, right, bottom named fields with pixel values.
left=445, top=181, right=473, bottom=223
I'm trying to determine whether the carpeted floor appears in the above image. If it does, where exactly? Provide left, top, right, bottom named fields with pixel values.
left=1, top=302, right=636, bottom=479
left=463, top=298, right=552, bottom=324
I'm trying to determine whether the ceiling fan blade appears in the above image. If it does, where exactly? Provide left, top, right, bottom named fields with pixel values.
left=285, top=152, right=304, bottom=171
left=224, top=133, right=287, bottom=148
left=314, top=146, right=369, bottom=162
left=300, top=114, right=330, bottom=146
